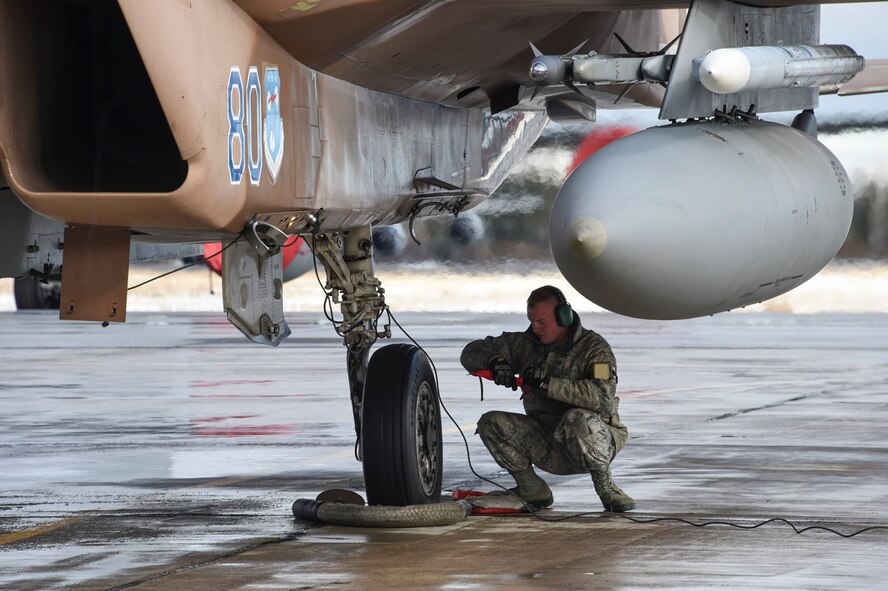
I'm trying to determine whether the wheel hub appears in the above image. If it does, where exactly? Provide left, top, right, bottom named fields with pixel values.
left=415, top=381, right=439, bottom=496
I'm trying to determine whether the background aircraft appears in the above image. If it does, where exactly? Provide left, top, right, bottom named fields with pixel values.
left=1, top=0, right=886, bottom=506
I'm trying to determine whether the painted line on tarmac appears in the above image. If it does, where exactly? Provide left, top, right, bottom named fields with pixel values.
left=0, top=516, right=85, bottom=545
left=190, top=476, right=257, bottom=489
left=620, top=378, right=819, bottom=399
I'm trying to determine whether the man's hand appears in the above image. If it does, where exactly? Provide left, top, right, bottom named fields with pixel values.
left=522, top=366, right=549, bottom=391
left=489, top=355, right=518, bottom=390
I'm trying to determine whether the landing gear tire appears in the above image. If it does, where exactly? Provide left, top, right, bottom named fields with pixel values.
left=14, top=277, right=61, bottom=310
left=362, top=344, right=443, bottom=506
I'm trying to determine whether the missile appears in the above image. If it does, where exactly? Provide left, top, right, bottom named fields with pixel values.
left=529, top=54, right=567, bottom=87
left=549, top=119, right=852, bottom=320
left=697, top=44, right=864, bottom=94
left=527, top=40, right=587, bottom=88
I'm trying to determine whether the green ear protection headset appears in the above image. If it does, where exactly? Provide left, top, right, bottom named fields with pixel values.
left=547, top=286, right=574, bottom=328
left=554, top=290, right=573, bottom=328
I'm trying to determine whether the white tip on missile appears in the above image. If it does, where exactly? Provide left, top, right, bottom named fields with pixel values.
left=568, top=217, right=607, bottom=259
left=698, top=48, right=751, bottom=94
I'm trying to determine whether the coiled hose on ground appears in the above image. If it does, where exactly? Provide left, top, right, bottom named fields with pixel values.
left=292, top=499, right=470, bottom=528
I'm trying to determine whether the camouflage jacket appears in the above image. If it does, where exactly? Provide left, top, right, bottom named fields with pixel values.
left=460, top=314, right=628, bottom=453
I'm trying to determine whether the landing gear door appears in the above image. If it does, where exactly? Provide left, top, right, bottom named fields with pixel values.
left=222, top=234, right=291, bottom=347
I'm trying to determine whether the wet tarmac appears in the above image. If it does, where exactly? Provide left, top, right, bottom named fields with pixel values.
left=1, top=310, right=888, bottom=590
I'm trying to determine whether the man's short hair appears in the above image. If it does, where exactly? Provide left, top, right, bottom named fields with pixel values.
left=527, top=285, right=566, bottom=308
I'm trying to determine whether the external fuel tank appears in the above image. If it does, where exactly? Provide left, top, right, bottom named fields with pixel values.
left=549, top=119, right=853, bottom=320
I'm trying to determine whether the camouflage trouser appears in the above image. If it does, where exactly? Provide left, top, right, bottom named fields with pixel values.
left=476, top=409, right=615, bottom=475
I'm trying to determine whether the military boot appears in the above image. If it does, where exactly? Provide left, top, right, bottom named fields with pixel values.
left=590, top=466, right=635, bottom=512
left=488, top=466, right=554, bottom=509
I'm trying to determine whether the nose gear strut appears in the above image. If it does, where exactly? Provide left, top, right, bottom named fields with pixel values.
left=310, top=225, right=390, bottom=459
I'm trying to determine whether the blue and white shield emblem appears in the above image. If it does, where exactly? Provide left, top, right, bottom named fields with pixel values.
left=263, top=67, right=284, bottom=183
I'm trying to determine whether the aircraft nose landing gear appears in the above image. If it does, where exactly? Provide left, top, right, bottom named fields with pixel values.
left=311, top=225, right=443, bottom=506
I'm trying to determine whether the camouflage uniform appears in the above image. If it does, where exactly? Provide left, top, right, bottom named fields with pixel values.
left=460, top=314, right=627, bottom=477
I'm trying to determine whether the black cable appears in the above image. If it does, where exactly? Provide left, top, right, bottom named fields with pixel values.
left=309, top=233, right=344, bottom=329
left=607, top=515, right=888, bottom=538
left=387, top=309, right=888, bottom=538
left=309, top=233, right=328, bottom=295
left=126, top=230, right=245, bottom=291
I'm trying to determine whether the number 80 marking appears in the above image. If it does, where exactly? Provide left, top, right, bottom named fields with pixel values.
left=227, top=66, right=263, bottom=186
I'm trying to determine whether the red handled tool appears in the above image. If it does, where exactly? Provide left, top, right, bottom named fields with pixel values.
left=450, top=489, right=486, bottom=500
left=471, top=369, right=524, bottom=387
